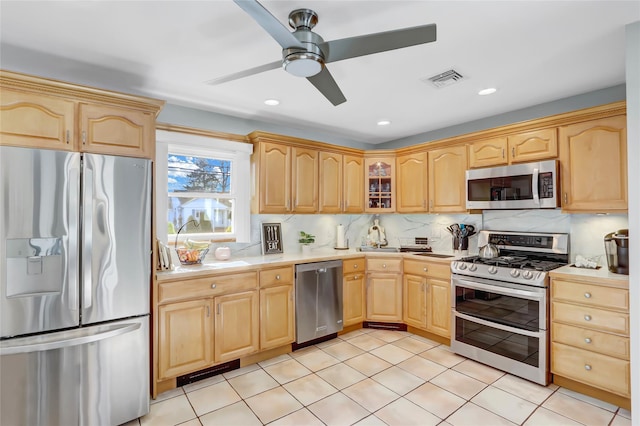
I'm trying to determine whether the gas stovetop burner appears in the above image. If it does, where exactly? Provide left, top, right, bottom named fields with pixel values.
left=458, top=255, right=565, bottom=272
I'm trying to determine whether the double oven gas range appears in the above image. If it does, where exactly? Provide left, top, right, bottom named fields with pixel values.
left=450, top=230, right=569, bottom=385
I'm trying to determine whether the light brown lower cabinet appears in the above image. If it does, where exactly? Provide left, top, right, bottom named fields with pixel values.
left=260, top=285, right=294, bottom=350
left=343, top=258, right=366, bottom=326
left=366, top=257, right=402, bottom=322
left=214, top=291, right=260, bottom=363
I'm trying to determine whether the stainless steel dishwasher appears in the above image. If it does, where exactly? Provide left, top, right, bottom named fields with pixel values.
left=295, top=260, right=343, bottom=344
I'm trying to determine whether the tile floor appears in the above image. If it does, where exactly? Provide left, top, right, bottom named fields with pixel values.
left=126, top=328, right=632, bottom=426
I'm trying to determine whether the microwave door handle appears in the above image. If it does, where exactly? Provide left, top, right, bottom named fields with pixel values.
left=532, top=167, right=540, bottom=205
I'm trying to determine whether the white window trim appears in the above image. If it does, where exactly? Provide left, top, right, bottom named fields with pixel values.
left=156, top=129, right=253, bottom=244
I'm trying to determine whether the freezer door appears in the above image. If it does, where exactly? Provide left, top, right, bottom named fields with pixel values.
left=0, top=146, right=80, bottom=338
left=81, top=154, right=151, bottom=324
left=0, top=316, right=150, bottom=426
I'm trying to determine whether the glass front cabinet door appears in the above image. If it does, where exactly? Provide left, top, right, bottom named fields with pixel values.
left=365, top=157, right=395, bottom=213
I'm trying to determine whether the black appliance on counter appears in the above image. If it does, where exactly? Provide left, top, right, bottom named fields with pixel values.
left=605, top=229, right=629, bottom=275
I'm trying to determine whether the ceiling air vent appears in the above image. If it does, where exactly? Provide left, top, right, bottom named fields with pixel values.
left=424, top=69, right=464, bottom=88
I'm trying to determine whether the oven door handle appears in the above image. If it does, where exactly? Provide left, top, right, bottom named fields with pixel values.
left=452, top=277, right=545, bottom=301
left=454, top=311, right=543, bottom=338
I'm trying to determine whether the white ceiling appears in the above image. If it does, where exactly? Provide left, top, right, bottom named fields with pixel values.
left=1, top=1, right=638, bottom=145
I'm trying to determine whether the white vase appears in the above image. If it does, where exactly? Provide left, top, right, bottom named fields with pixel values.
left=301, top=244, right=312, bottom=255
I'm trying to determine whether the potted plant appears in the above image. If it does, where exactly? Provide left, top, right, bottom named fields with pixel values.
left=298, top=231, right=315, bottom=254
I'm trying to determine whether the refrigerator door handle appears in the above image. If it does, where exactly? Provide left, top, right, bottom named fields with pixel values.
left=0, top=322, right=141, bottom=356
left=82, top=165, right=93, bottom=309
left=68, top=165, right=80, bottom=310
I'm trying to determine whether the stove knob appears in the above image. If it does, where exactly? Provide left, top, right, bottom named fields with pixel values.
left=468, top=264, right=477, bottom=272
left=510, top=269, right=520, bottom=278
left=488, top=266, right=498, bottom=275
left=458, top=263, right=467, bottom=270
left=522, top=270, right=534, bottom=280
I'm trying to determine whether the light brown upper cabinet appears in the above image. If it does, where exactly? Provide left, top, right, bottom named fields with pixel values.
left=559, top=115, right=627, bottom=212
left=365, top=156, right=396, bottom=213
left=343, top=154, right=365, bottom=213
left=291, top=147, right=319, bottom=213
left=428, top=145, right=467, bottom=213
left=396, top=152, right=428, bottom=213
left=253, top=141, right=292, bottom=213
left=319, top=151, right=343, bottom=213
left=468, top=128, right=558, bottom=168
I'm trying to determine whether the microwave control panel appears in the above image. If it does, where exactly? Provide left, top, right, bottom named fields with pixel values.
left=539, top=172, right=554, bottom=199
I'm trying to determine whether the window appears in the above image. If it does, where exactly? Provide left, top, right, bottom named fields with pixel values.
left=156, top=130, right=252, bottom=244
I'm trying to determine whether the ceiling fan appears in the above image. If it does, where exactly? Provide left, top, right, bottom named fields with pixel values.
left=207, top=0, right=437, bottom=106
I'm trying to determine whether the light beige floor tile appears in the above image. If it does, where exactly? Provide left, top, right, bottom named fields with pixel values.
left=227, top=368, right=279, bottom=399
left=295, top=349, right=340, bottom=371
left=447, top=402, right=516, bottom=426
left=419, top=346, right=466, bottom=368
left=542, top=392, right=616, bottom=426
left=391, top=336, right=436, bottom=353
left=471, top=386, right=537, bottom=424
left=405, top=382, right=466, bottom=419
left=182, top=374, right=225, bottom=393
left=345, top=352, right=392, bottom=377
left=370, top=343, right=414, bottom=364
left=140, top=394, right=196, bottom=426
left=491, top=374, right=557, bottom=405
left=523, top=407, right=583, bottom=426
left=339, top=329, right=366, bottom=340
left=186, top=380, right=242, bottom=416
left=307, top=392, right=370, bottom=425
left=397, top=355, right=447, bottom=381
left=270, top=408, right=325, bottom=426
left=174, top=420, right=202, bottom=426
left=316, top=337, right=342, bottom=349
left=258, top=353, right=292, bottom=368
left=368, top=329, right=405, bottom=342
left=245, top=386, right=303, bottom=424
left=316, top=362, right=367, bottom=389
left=617, top=408, right=632, bottom=419
left=199, top=401, right=261, bottom=426
left=611, top=415, right=632, bottom=426
left=263, top=358, right=312, bottom=384
left=120, top=419, right=140, bottom=426
left=374, top=397, right=441, bottom=426
left=222, top=363, right=260, bottom=379
left=342, top=378, right=400, bottom=412
left=371, top=366, right=425, bottom=395
left=283, top=373, right=338, bottom=406
left=409, top=334, right=442, bottom=346
left=557, top=386, right=619, bottom=412
left=430, top=369, right=487, bottom=400
left=289, top=345, right=321, bottom=358
left=353, top=414, right=389, bottom=425
left=348, top=334, right=387, bottom=351
left=321, top=340, right=365, bottom=361
left=452, top=359, right=505, bottom=384
left=151, top=387, right=184, bottom=404
left=360, top=327, right=378, bottom=333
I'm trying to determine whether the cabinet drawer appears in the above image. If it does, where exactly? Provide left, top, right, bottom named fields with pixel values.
left=552, top=279, right=628, bottom=310
left=551, top=342, right=630, bottom=397
left=260, top=266, right=293, bottom=288
left=159, top=272, right=258, bottom=304
left=551, top=301, right=629, bottom=335
left=403, top=259, right=450, bottom=279
left=367, top=257, right=402, bottom=273
left=343, top=257, right=365, bottom=274
left=552, top=323, right=629, bottom=359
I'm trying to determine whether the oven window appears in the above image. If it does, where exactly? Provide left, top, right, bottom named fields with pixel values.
left=468, top=174, right=533, bottom=201
left=454, top=287, right=539, bottom=332
left=455, top=316, right=540, bottom=367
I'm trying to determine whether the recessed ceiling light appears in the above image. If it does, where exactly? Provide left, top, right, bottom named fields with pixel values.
left=478, top=88, right=497, bottom=96
left=264, top=99, right=280, bottom=106
left=377, top=120, right=391, bottom=126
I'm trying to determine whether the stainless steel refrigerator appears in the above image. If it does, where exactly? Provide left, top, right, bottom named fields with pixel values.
left=0, top=146, right=152, bottom=425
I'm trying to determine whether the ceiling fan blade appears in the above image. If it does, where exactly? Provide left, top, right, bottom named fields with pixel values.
left=233, top=0, right=304, bottom=49
left=205, top=60, right=282, bottom=85
left=306, top=67, right=346, bottom=106
left=322, top=23, right=436, bottom=63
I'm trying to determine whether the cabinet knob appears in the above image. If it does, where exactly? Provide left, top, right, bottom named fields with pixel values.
left=382, top=264, right=387, bottom=268
left=584, top=292, right=591, bottom=298
left=276, top=274, right=281, bottom=280
left=211, top=284, right=217, bottom=289
left=354, top=264, right=358, bottom=269
left=584, top=364, right=592, bottom=371
left=584, top=337, right=592, bottom=344
left=584, top=314, right=592, bottom=321
left=423, top=267, right=428, bottom=272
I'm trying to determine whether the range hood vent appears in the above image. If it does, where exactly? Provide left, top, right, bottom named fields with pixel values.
left=424, top=69, right=464, bottom=88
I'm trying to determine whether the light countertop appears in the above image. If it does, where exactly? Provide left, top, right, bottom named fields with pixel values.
left=550, top=263, right=629, bottom=287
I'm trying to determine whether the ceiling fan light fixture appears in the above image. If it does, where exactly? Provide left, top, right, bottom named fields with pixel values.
left=283, top=51, right=323, bottom=77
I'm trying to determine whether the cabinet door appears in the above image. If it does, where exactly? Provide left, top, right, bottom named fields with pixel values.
left=508, top=128, right=557, bottom=163
left=559, top=116, right=627, bottom=212
left=426, top=277, right=451, bottom=338
left=365, top=157, right=395, bottom=212
left=367, top=274, right=402, bottom=322
left=214, top=291, right=259, bottom=363
left=468, top=137, right=508, bottom=168
left=428, top=146, right=467, bottom=212
left=259, top=142, right=291, bottom=213
left=396, top=152, right=428, bottom=212
left=343, top=154, right=364, bottom=212
left=79, top=103, right=154, bottom=158
left=291, top=147, right=318, bottom=213
left=0, top=89, right=75, bottom=150
left=403, top=274, right=426, bottom=328
left=319, top=151, right=342, bottom=213
left=158, top=299, right=213, bottom=379
left=260, top=285, right=294, bottom=350
left=343, top=272, right=365, bottom=326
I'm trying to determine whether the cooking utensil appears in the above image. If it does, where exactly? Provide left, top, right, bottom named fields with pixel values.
left=479, top=243, right=499, bottom=259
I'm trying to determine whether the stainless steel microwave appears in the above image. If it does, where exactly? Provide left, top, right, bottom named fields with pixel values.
left=466, top=159, right=559, bottom=209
